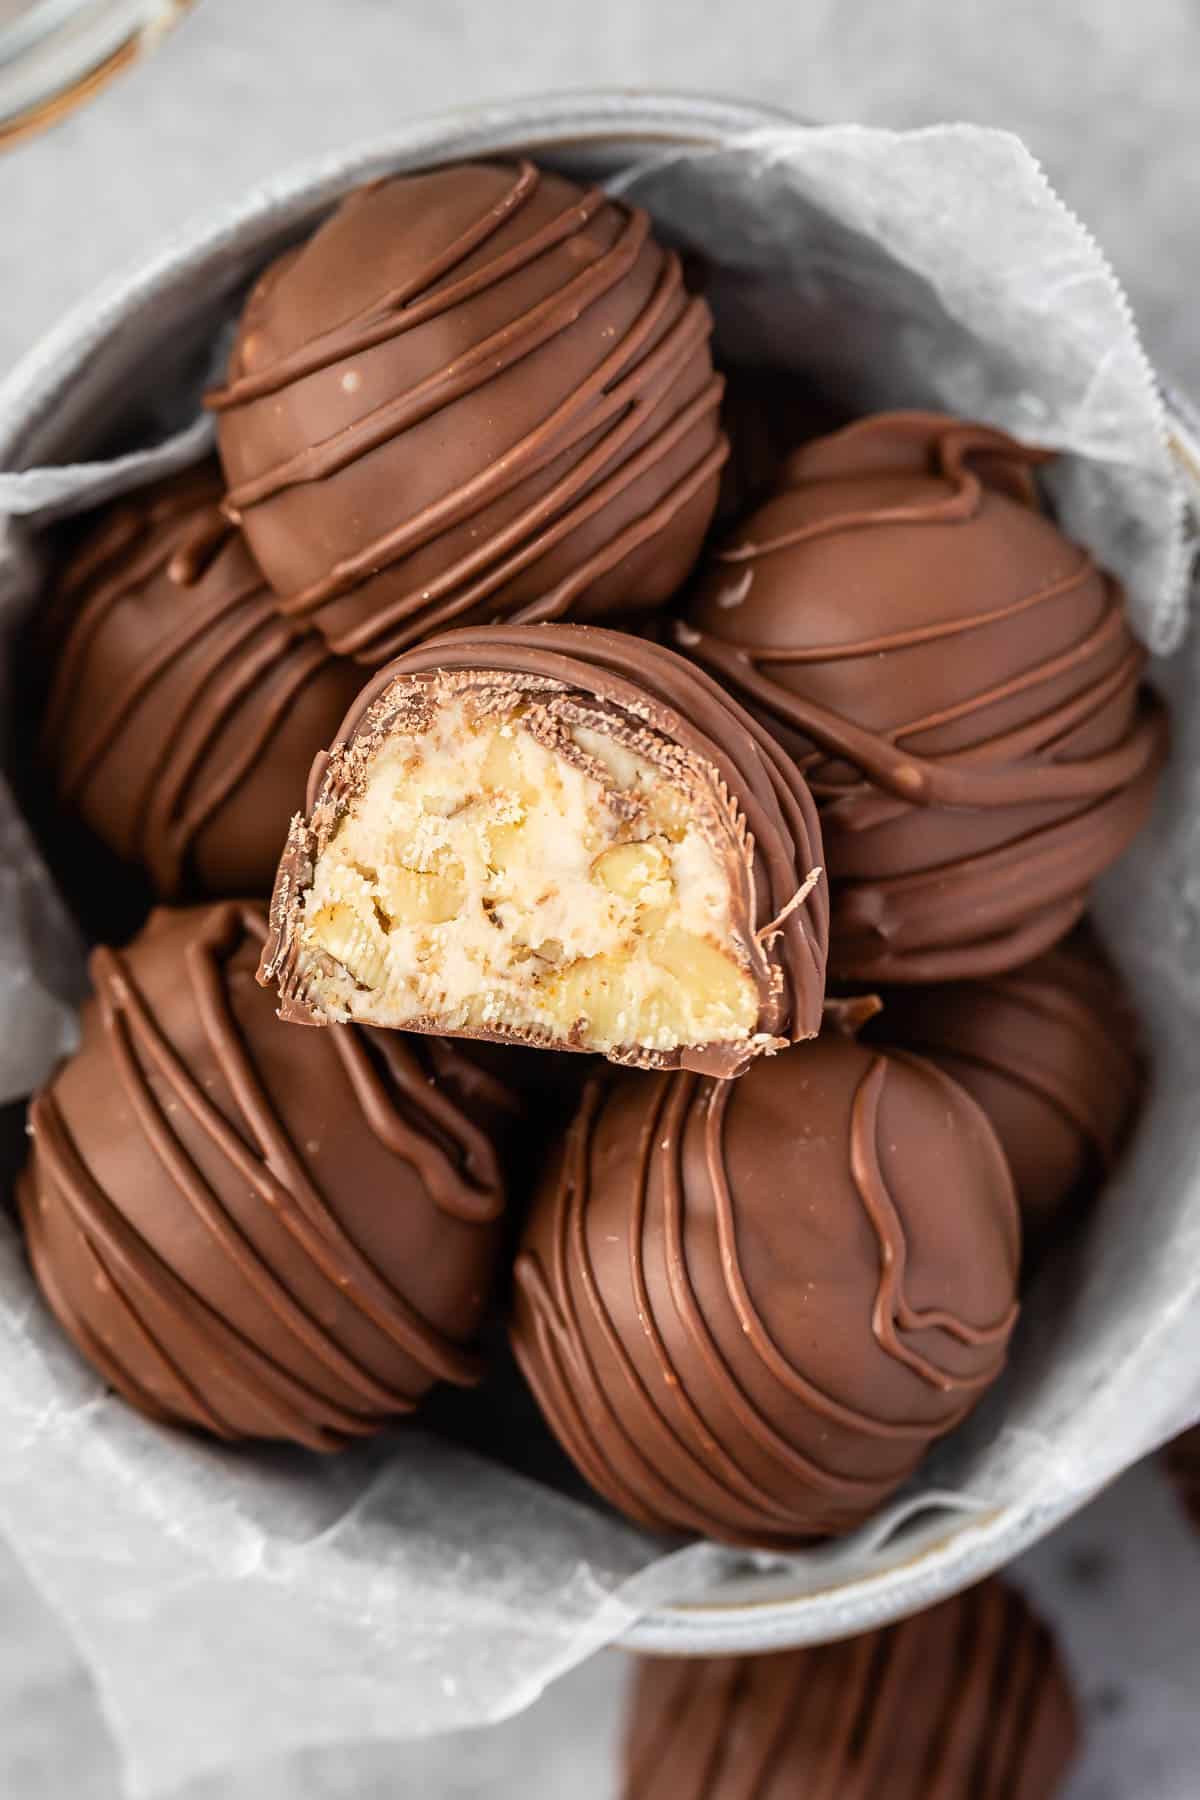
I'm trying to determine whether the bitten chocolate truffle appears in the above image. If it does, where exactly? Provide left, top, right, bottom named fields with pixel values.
left=679, top=411, right=1168, bottom=983
left=623, top=1579, right=1079, bottom=1798
left=209, top=160, right=727, bottom=665
left=869, top=929, right=1143, bottom=1241
left=259, top=624, right=828, bottom=1077
left=19, top=902, right=507, bottom=1450
left=509, top=1035, right=1019, bottom=1546
left=40, top=467, right=364, bottom=900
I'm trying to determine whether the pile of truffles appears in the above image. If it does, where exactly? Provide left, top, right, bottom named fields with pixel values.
left=19, top=155, right=1165, bottom=1790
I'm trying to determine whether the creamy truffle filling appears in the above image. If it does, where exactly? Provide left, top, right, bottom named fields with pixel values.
left=297, top=690, right=760, bottom=1054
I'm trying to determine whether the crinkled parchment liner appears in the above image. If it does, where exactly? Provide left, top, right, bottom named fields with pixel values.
left=0, top=99, right=1198, bottom=1796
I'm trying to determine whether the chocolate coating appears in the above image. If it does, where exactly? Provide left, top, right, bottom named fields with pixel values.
left=510, top=1034, right=1019, bottom=1546
left=19, top=902, right=506, bottom=1450
left=261, top=623, right=829, bottom=1077
left=40, top=468, right=365, bottom=901
left=624, top=1579, right=1078, bottom=1798
left=715, top=363, right=845, bottom=526
left=868, top=929, right=1143, bottom=1242
left=1165, top=1426, right=1200, bottom=1531
left=210, top=160, right=726, bottom=665
left=680, top=412, right=1168, bottom=983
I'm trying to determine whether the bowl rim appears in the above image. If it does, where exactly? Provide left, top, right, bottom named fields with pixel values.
left=0, top=88, right=1123, bottom=1657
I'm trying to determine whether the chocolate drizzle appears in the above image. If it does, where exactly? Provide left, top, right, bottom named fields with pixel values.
left=41, top=468, right=364, bottom=900
left=210, top=161, right=726, bottom=664
left=19, top=903, right=506, bottom=1450
left=623, top=1579, right=1079, bottom=1798
left=680, top=412, right=1169, bottom=982
left=510, top=1035, right=1018, bottom=1546
left=850, top=1057, right=1014, bottom=1385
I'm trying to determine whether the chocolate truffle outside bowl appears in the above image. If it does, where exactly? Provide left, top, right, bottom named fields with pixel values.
left=0, top=92, right=1198, bottom=1669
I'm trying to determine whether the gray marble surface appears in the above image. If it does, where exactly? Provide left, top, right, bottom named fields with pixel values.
left=3, top=3, right=1199, bottom=1795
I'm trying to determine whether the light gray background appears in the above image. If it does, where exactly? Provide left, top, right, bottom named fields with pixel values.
left=3, top=3, right=1199, bottom=1796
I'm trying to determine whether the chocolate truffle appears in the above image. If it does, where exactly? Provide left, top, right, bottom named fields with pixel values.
left=209, top=159, right=727, bottom=665
left=259, top=624, right=828, bottom=1078
left=510, top=1034, right=1019, bottom=1546
left=679, top=412, right=1168, bottom=983
left=624, top=1579, right=1079, bottom=1798
left=19, top=902, right=506, bottom=1450
left=1165, top=1426, right=1200, bottom=1531
left=40, top=467, right=365, bottom=901
left=869, top=929, right=1143, bottom=1241
left=715, top=363, right=844, bottom=525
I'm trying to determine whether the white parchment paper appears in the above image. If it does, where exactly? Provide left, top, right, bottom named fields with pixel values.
left=0, top=109, right=1198, bottom=1795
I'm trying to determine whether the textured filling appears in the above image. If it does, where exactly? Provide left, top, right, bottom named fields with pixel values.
left=298, top=691, right=760, bottom=1055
